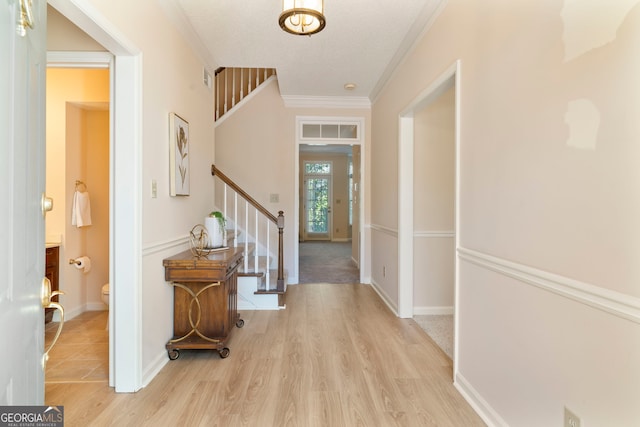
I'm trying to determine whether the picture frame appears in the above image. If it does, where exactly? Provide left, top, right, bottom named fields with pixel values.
left=169, top=112, right=190, bottom=196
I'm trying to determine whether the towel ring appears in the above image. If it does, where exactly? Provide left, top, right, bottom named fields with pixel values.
left=75, top=180, right=87, bottom=191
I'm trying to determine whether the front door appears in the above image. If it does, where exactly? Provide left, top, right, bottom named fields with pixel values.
left=0, top=0, right=47, bottom=404
left=303, top=161, right=332, bottom=240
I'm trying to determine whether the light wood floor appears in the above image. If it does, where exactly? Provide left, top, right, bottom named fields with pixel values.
left=46, top=284, right=485, bottom=426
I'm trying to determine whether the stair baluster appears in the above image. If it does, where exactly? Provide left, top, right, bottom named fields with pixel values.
left=212, top=165, right=286, bottom=302
left=214, top=67, right=276, bottom=122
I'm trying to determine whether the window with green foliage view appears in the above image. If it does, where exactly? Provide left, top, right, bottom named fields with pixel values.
left=304, top=162, right=331, bottom=235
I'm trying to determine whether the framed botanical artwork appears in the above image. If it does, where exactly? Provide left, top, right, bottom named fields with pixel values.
left=169, top=113, right=190, bottom=196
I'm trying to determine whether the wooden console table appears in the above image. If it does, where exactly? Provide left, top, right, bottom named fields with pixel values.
left=163, top=247, right=244, bottom=359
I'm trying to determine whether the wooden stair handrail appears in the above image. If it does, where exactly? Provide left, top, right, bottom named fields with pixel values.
left=211, top=164, right=285, bottom=289
left=212, top=164, right=277, bottom=224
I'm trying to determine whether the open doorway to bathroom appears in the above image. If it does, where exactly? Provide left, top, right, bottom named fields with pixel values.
left=44, top=6, right=111, bottom=384
left=44, top=66, right=110, bottom=383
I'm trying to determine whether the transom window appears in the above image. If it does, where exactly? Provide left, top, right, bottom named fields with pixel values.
left=301, top=123, right=359, bottom=140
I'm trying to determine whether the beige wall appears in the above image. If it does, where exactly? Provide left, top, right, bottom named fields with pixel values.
left=46, top=68, right=110, bottom=318
left=47, top=6, right=106, bottom=51
left=84, top=109, right=110, bottom=308
left=50, top=0, right=217, bottom=379
left=372, top=0, right=640, bottom=425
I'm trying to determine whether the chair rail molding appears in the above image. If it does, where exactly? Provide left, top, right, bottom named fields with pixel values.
left=458, top=246, right=640, bottom=324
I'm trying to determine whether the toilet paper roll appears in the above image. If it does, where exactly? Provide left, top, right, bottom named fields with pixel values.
left=74, top=256, right=92, bottom=273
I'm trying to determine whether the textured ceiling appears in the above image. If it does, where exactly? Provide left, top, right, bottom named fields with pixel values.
left=166, top=0, right=443, bottom=102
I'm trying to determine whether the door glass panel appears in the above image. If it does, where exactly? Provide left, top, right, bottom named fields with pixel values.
left=306, top=178, right=329, bottom=233
left=303, top=161, right=332, bottom=239
left=305, top=161, right=331, bottom=174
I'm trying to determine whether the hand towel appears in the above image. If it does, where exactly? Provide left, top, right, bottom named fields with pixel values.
left=71, top=190, right=92, bottom=227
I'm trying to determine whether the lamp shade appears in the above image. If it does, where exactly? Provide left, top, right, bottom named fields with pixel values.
left=279, top=0, right=326, bottom=36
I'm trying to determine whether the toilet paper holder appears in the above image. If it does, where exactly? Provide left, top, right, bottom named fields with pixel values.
left=69, top=258, right=81, bottom=265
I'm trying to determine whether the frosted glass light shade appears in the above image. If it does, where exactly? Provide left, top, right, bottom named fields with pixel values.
left=279, top=0, right=326, bottom=36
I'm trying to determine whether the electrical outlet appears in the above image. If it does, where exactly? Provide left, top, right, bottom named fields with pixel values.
left=564, top=407, right=580, bottom=427
left=383, top=266, right=386, bottom=277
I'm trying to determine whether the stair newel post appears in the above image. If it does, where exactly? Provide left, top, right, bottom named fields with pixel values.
left=277, top=211, right=285, bottom=288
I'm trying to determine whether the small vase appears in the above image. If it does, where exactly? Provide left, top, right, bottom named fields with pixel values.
left=204, top=217, right=224, bottom=248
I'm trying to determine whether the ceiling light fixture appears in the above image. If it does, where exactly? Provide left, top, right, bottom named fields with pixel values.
left=344, top=83, right=356, bottom=90
left=279, top=0, right=326, bottom=36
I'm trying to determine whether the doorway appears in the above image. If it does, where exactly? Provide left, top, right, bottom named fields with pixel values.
left=47, top=0, right=143, bottom=392
left=412, top=81, right=456, bottom=360
left=297, top=142, right=361, bottom=284
left=397, top=61, right=460, bottom=375
left=44, top=66, right=110, bottom=383
left=289, top=116, right=362, bottom=283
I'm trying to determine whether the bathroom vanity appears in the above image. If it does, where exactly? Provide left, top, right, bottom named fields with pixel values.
left=45, top=245, right=60, bottom=323
left=162, top=247, right=244, bottom=359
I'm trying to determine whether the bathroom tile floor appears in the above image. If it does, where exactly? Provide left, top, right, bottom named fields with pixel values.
left=44, top=310, right=109, bottom=383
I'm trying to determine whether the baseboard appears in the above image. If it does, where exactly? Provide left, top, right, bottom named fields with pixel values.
left=85, top=303, right=108, bottom=311
left=413, top=306, right=454, bottom=315
left=54, top=304, right=85, bottom=321
left=369, top=279, right=399, bottom=316
left=237, top=278, right=282, bottom=310
left=454, top=372, right=508, bottom=427
left=142, top=350, right=169, bottom=388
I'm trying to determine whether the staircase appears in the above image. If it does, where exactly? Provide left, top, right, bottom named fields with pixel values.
left=212, top=165, right=286, bottom=310
left=215, top=67, right=276, bottom=122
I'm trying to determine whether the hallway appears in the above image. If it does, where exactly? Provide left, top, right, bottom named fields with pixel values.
left=45, top=284, right=484, bottom=426
left=298, top=241, right=360, bottom=284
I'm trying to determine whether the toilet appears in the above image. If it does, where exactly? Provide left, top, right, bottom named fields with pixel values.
left=101, top=283, right=110, bottom=306
left=101, top=283, right=110, bottom=330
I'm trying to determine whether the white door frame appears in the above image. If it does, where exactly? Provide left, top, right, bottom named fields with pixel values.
left=48, top=0, right=143, bottom=392
left=293, top=116, right=366, bottom=284
left=397, top=60, right=461, bottom=375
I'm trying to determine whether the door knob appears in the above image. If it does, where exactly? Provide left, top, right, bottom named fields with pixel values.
left=41, top=193, right=53, bottom=217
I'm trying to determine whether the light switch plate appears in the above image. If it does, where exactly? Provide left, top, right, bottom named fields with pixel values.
left=564, top=407, right=580, bottom=427
left=151, top=180, right=157, bottom=198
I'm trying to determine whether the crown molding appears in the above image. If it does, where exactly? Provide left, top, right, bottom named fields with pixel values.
left=370, top=0, right=448, bottom=103
left=282, top=95, right=371, bottom=110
